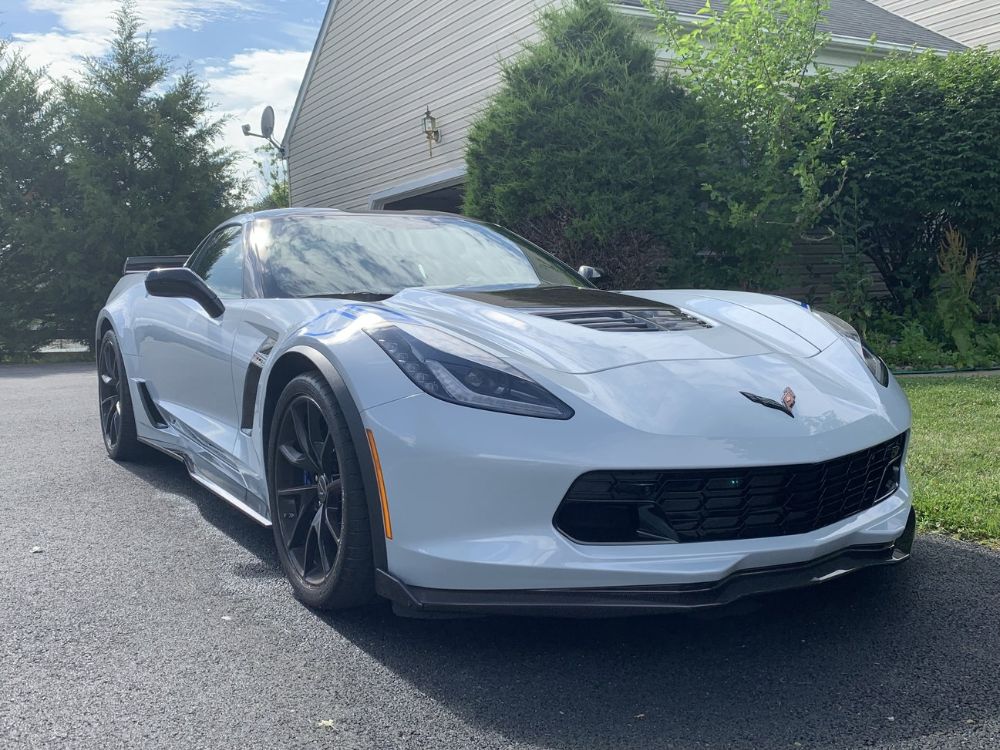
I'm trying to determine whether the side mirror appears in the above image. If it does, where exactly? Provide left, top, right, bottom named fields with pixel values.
left=578, top=265, right=604, bottom=282
left=145, top=267, right=225, bottom=319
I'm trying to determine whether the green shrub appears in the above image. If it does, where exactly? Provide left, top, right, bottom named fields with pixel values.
left=811, top=48, right=1000, bottom=315
left=643, top=0, right=844, bottom=290
left=836, top=226, right=1000, bottom=371
left=933, top=227, right=980, bottom=360
left=824, top=186, right=876, bottom=336
left=859, top=313, right=1000, bottom=371
left=891, top=322, right=959, bottom=370
left=975, top=329, right=1000, bottom=365
left=464, top=0, right=704, bottom=288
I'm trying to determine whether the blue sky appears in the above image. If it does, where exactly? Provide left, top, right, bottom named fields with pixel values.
left=2, top=0, right=326, bottom=193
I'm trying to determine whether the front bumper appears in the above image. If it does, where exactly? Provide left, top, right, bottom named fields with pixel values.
left=363, top=384, right=913, bottom=592
left=378, top=508, right=915, bottom=617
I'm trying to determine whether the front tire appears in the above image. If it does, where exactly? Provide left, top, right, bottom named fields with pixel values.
left=267, top=372, right=375, bottom=610
left=97, top=329, right=145, bottom=462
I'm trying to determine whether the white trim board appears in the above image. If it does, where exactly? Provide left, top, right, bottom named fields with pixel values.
left=282, top=0, right=342, bottom=157
left=368, top=166, right=468, bottom=210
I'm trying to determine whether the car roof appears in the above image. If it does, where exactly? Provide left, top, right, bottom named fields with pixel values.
left=236, top=207, right=480, bottom=224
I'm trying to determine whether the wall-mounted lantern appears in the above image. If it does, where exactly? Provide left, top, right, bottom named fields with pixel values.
left=422, top=106, right=440, bottom=155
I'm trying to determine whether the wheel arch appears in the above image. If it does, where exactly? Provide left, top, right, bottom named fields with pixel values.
left=95, top=314, right=116, bottom=349
left=95, top=308, right=138, bottom=357
left=261, top=346, right=389, bottom=571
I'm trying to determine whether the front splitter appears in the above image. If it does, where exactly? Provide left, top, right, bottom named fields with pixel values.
left=377, top=509, right=916, bottom=618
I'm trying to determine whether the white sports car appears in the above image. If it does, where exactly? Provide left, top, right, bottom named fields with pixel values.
left=96, top=208, right=915, bottom=616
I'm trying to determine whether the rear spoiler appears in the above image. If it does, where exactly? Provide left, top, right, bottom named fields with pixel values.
left=123, top=255, right=189, bottom=274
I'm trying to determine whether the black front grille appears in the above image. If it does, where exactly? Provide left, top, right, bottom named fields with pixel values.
left=555, top=433, right=907, bottom=544
left=532, top=307, right=711, bottom=332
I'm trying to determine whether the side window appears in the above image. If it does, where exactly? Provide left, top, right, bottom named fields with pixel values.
left=187, top=225, right=244, bottom=299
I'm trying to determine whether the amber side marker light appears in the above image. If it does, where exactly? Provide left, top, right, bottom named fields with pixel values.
left=365, top=429, right=393, bottom=539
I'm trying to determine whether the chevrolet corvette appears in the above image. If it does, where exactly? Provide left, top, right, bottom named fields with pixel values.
left=96, top=208, right=915, bottom=616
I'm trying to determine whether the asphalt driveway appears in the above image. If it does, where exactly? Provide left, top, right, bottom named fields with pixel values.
left=1, top=363, right=998, bottom=749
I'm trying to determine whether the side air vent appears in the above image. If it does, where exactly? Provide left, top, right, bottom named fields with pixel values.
left=532, top=307, right=710, bottom=332
left=137, top=381, right=168, bottom=428
left=241, top=337, right=276, bottom=431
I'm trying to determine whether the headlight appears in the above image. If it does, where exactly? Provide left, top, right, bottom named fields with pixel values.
left=366, top=323, right=574, bottom=419
left=813, top=310, right=889, bottom=387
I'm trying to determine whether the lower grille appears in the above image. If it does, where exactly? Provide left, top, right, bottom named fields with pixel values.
left=555, top=432, right=907, bottom=544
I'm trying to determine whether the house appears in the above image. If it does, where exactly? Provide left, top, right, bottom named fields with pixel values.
left=872, top=1, right=1000, bottom=50
left=282, top=0, right=963, bottom=214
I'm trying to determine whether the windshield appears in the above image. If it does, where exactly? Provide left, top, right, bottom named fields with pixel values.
left=250, top=214, right=588, bottom=298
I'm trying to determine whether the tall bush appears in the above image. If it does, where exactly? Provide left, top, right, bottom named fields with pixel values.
left=810, top=48, right=1000, bottom=315
left=1, top=2, right=244, bottom=356
left=464, top=0, right=704, bottom=288
left=643, top=0, right=844, bottom=289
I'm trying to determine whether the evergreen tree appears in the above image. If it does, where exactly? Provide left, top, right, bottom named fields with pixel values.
left=464, top=0, right=704, bottom=288
left=51, top=1, right=243, bottom=345
left=0, top=42, right=66, bottom=357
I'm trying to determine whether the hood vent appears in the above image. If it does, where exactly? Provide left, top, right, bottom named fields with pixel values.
left=531, top=307, right=710, bottom=332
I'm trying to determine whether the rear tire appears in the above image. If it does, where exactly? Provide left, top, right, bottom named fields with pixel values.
left=267, top=372, right=376, bottom=610
left=97, top=329, right=145, bottom=462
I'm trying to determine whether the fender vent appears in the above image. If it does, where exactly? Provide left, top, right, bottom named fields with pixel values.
left=241, top=337, right=276, bottom=431
left=137, top=381, right=167, bottom=428
left=532, top=307, right=710, bottom=332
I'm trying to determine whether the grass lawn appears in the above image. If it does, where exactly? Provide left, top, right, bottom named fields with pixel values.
left=900, top=375, right=1000, bottom=548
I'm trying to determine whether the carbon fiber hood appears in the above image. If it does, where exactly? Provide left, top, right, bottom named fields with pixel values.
left=381, top=286, right=825, bottom=375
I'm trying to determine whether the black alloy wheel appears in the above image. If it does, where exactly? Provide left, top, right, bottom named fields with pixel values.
left=98, top=337, right=124, bottom=451
left=273, top=394, right=344, bottom=584
left=97, top=329, right=144, bottom=461
left=267, top=372, right=375, bottom=610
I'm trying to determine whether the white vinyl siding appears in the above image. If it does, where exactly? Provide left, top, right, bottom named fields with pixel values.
left=873, top=0, right=1000, bottom=49
left=289, top=0, right=958, bottom=210
left=288, top=0, right=558, bottom=209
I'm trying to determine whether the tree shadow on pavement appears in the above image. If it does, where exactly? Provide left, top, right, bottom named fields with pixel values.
left=122, top=450, right=279, bottom=574
left=324, top=536, right=999, bottom=749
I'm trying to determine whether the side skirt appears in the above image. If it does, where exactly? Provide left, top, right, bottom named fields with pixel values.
left=137, top=436, right=272, bottom=527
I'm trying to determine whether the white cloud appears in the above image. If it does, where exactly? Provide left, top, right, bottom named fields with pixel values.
left=10, top=30, right=107, bottom=81
left=12, top=0, right=263, bottom=83
left=279, top=19, right=323, bottom=47
left=204, top=47, right=311, bottom=193
left=207, top=48, right=311, bottom=139
left=25, top=0, right=260, bottom=35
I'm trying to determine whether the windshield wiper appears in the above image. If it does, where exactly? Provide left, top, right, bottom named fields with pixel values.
left=303, top=292, right=395, bottom=301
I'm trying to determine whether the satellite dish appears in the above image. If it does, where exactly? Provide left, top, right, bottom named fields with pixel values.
left=260, top=106, right=275, bottom=139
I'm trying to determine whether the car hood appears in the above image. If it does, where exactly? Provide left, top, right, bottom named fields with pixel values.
left=543, top=346, right=907, bottom=440
left=381, top=286, right=825, bottom=375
